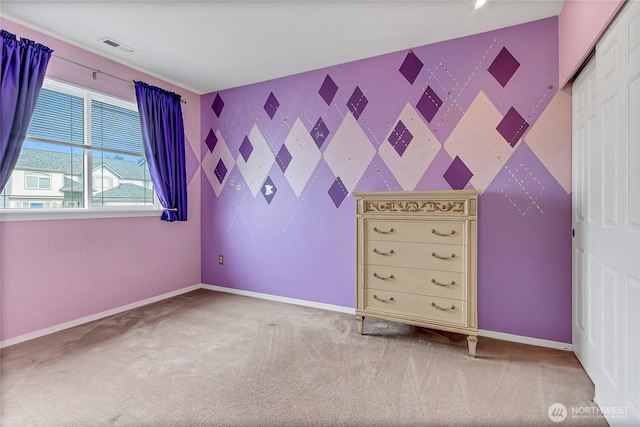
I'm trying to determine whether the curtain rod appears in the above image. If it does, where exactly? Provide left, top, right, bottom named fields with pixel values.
left=52, top=54, right=187, bottom=104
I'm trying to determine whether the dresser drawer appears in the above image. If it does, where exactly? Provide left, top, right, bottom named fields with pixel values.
left=364, top=290, right=466, bottom=326
left=364, top=240, right=465, bottom=272
left=364, top=264, right=466, bottom=300
left=424, top=296, right=467, bottom=326
left=365, top=220, right=465, bottom=245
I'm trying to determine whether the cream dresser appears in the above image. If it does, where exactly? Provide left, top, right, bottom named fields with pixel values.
left=354, top=190, right=480, bottom=357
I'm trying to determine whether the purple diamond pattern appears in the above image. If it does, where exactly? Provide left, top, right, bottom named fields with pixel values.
left=264, top=92, right=280, bottom=119
left=261, top=176, right=277, bottom=204
left=416, top=86, right=443, bottom=123
left=239, top=136, right=254, bottom=162
left=328, top=177, right=348, bottom=208
left=347, top=86, right=368, bottom=120
left=275, top=144, right=292, bottom=173
left=388, top=120, right=413, bottom=156
left=214, top=159, right=228, bottom=184
left=205, top=129, right=218, bottom=153
left=444, top=156, right=473, bottom=190
left=399, top=50, right=423, bottom=84
left=311, top=117, right=330, bottom=149
left=497, top=107, right=530, bottom=147
left=319, top=74, right=338, bottom=106
left=488, top=47, right=520, bottom=88
left=211, top=93, right=225, bottom=117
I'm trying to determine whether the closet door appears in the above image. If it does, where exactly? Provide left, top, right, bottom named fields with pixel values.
left=572, top=57, right=599, bottom=383
left=573, top=1, right=640, bottom=424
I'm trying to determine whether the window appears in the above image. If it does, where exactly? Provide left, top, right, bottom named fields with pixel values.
left=93, top=175, right=113, bottom=190
left=0, top=78, right=157, bottom=215
left=25, top=172, right=51, bottom=189
left=29, top=202, right=51, bottom=209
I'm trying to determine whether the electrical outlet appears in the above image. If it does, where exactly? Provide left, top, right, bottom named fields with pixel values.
left=218, top=255, right=224, bottom=265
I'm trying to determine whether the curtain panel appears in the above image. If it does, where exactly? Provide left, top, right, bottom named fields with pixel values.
left=134, top=81, right=187, bottom=221
left=0, top=29, right=52, bottom=193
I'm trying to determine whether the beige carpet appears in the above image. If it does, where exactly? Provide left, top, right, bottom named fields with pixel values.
left=1, top=289, right=606, bottom=426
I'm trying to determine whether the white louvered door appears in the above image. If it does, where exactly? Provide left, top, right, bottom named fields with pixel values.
left=572, top=1, right=640, bottom=425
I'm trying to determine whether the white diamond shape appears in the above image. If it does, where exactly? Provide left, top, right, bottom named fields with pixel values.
left=236, top=124, right=274, bottom=197
left=202, top=130, right=235, bottom=197
left=524, top=90, right=572, bottom=194
left=444, top=91, right=513, bottom=191
left=379, top=102, right=441, bottom=190
left=283, top=118, right=322, bottom=197
left=323, top=114, right=375, bottom=192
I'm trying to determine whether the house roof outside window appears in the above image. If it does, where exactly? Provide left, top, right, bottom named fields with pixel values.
left=6, top=148, right=154, bottom=205
left=16, top=147, right=148, bottom=180
left=59, top=177, right=83, bottom=193
left=93, top=183, right=154, bottom=205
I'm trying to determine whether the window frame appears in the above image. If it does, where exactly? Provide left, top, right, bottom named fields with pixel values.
left=0, top=78, right=162, bottom=222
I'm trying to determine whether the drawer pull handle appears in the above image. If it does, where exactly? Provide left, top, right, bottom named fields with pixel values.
left=431, top=252, right=456, bottom=260
left=431, top=279, right=456, bottom=287
left=432, top=229, right=456, bottom=237
left=373, top=248, right=395, bottom=255
left=431, top=302, right=455, bottom=311
left=373, top=294, right=395, bottom=303
left=373, top=273, right=395, bottom=280
left=373, top=227, right=394, bottom=234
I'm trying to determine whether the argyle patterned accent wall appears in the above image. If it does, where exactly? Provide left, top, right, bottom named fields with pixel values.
left=200, top=17, right=573, bottom=343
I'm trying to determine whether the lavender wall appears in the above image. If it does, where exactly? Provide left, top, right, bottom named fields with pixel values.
left=201, top=17, right=573, bottom=343
left=0, top=18, right=202, bottom=342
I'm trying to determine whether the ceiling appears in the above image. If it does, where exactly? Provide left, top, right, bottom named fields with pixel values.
left=1, top=0, right=564, bottom=95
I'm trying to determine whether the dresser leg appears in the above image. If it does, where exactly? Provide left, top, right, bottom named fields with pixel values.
left=467, top=335, right=478, bottom=358
left=356, top=316, right=364, bottom=334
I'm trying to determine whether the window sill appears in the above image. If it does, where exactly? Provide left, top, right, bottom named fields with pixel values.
left=0, top=207, right=164, bottom=222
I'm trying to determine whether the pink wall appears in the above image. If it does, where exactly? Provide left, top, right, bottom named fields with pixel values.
left=0, top=18, right=201, bottom=342
left=558, top=0, right=625, bottom=86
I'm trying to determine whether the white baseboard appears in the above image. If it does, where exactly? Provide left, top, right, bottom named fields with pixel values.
left=1, top=282, right=573, bottom=353
left=200, top=283, right=355, bottom=315
left=201, top=284, right=572, bottom=351
left=478, top=329, right=572, bottom=351
left=0, top=284, right=201, bottom=348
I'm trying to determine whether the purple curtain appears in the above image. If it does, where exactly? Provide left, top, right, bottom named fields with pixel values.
left=134, top=81, right=187, bottom=221
left=0, top=30, right=52, bottom=193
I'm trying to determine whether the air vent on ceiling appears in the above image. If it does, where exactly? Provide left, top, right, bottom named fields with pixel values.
left=98, top=37, right=136, bottom=53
